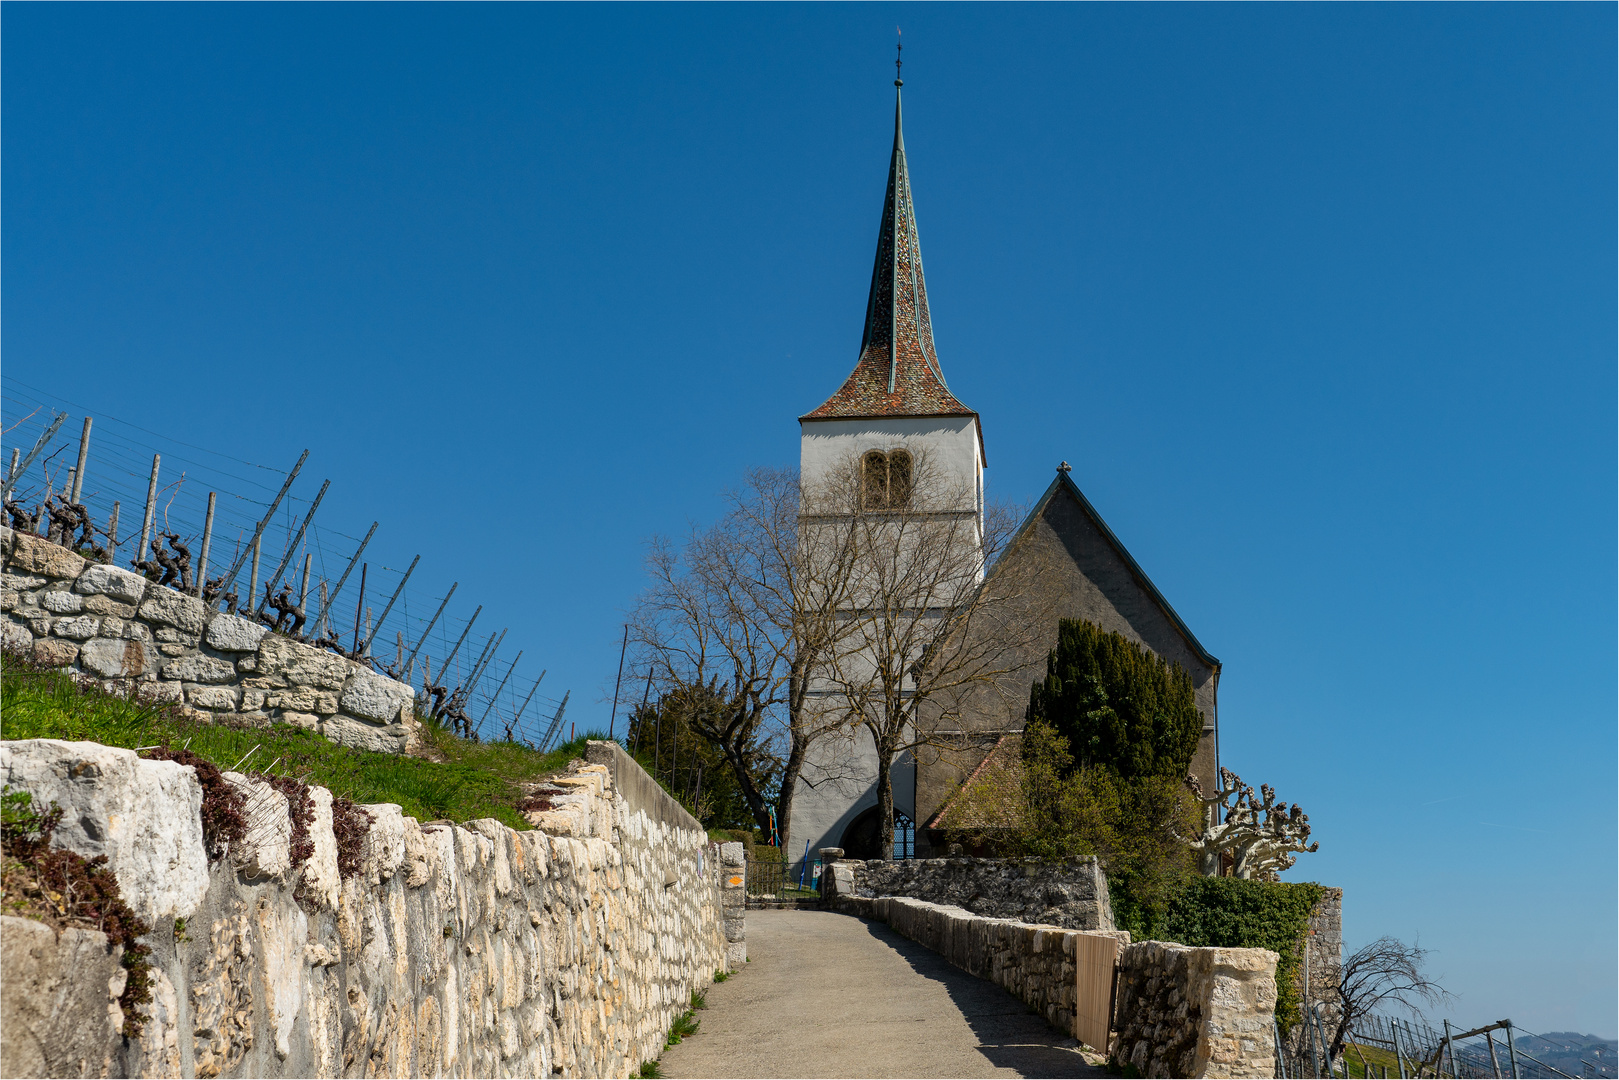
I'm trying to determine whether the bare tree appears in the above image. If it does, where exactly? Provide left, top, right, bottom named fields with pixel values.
left=1186, top=766, right=1319, bottom=880
left=632, top=467, right=861, bottom=842
left=807, top=449, right=1051, bottom=857
left=1329, top=937, right=1449, bottom=1060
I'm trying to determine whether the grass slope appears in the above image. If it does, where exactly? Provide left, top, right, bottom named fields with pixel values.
left=1, top=661, right=604, bottom=830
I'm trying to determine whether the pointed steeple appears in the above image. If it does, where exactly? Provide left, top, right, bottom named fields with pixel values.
left=803, top=81, right=976, bottom=421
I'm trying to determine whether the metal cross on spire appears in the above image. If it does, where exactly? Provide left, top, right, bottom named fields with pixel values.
left=895, top=29, right=903, bottom=87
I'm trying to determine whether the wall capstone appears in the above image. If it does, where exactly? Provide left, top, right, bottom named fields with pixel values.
left=0, top=739, right=210, bottom=925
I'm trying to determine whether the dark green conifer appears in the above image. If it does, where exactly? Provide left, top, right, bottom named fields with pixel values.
left=1026, top=619, right=1202, bottom=781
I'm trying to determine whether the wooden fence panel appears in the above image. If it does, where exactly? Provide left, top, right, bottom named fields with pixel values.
left=1074, top=932, right=1120, bottom=1054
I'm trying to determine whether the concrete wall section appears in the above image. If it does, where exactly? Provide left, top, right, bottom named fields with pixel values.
left=1, top=527, right=418, bottom=754
left=0, top=738, right=738, bottom=1079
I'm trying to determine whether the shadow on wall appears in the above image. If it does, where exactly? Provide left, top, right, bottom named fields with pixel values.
left=854, top=919, right=1104, bottom=1079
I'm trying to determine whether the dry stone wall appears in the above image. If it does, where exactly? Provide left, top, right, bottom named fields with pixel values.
left=1286, top=886, right=1344, bottom=1061
left=0, top=738, right=737, bottom=1079
left=0, top=526, right=419, bottom=754
left=860, top=892, right=1128, bottom=1037
left=827, top=852, right=1115, bottom=931
left=1112, top=940, right=1279, bottom=1079
left=823, top=854, right=1281, bottom=1079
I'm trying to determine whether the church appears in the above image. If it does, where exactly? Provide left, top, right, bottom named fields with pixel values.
left=788, top=78, right=1222, bottom=864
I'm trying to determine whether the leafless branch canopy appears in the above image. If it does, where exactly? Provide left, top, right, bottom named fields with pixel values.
left=1330, top=936, right=1450, bottom=1059
left=1186, top=766, right=1319, bottom=879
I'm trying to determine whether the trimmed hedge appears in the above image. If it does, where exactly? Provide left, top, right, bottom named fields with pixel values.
left=1111, top=874, right=1324, bottom=1033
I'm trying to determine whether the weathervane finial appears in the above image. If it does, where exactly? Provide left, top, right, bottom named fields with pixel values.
left=895, top=28, right=903, bottom=88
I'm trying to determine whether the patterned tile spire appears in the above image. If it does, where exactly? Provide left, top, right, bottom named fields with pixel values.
left=803, top=81, right=976, bottom=420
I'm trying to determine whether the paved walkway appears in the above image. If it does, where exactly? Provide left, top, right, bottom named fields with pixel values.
left=659, top=909, right=1105, bottom=1079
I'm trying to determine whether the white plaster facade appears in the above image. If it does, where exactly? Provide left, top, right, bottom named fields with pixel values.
left=788, top=414, right=985, bottom=869
left=799, top=415, right=985, bottom=526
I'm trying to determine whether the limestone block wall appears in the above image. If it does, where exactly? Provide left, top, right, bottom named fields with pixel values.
left=829, top=853, right=1115, bottom=931
left=0, top=526, right=419, bottom=754
left=861, top=893, right=1129, bottom=1037
left=822, top=855, right=1279, bottom=1078
left=0, top=738, right=735, bottom=1079
left=1288, top=886, right=1344, bottom=1059
left=1112, top=940, right=1279, bottom=1079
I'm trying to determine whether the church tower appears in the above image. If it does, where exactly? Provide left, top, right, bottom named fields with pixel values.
left=800, top=79, right=985, bottom=531
left=789, top=74, right=986, bottom=864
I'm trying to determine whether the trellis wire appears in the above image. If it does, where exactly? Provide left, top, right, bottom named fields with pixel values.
left=2, top=384, right=564, bottom=748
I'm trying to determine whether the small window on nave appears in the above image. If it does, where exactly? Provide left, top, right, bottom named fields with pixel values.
left=861, top=449, right=914, bottom=511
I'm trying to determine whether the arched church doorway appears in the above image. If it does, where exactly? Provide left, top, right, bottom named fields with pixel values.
left=839, top=807, right=916, bottom=861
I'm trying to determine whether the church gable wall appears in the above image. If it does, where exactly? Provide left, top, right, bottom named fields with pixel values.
left=1033, top=486, right=1217, bottom=720
left=913, top=482, right=1220, bottom=840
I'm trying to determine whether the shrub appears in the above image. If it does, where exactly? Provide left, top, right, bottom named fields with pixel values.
left=0, top=788, right=154, bottom=1036
left=141, top=746, right=246, bottom=861
left=1026, top=620, right=1203, bottom=782
left=943, top=721, right=1198, bottom=923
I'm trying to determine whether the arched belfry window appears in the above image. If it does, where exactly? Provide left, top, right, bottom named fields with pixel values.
left=861, top=449, right=914, bottom=510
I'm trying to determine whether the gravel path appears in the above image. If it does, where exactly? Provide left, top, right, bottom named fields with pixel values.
left=657, top=909, right=1105, bottom=1079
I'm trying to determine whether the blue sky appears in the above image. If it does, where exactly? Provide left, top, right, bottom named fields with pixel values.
left=4, top=4, right=1612, bottom=1037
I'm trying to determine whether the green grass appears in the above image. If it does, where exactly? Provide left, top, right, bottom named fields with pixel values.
left=636, top=1061, right=664, bottom=1078
left=665, top=1009, right=700, bottom=1046
left=1341, top=1040, right=1409, bottom=1078
left=0, top=662, right=608, bottom=830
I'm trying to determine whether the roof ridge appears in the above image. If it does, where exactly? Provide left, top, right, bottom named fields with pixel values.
left=993, top=467, right=1221, bottom=671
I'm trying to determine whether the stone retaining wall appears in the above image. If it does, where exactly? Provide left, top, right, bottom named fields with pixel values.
left=858, top=893, right=1129, bottom=1037
left=1113, top=940, right=1279, bottom=1079
left=1288, top=886, right=1344, bottom=1061
left=0, top=738, right=739, bottom=1078
left=826, top=852, right=1115, bottom=931
left=823, top=855, right=1280, bottom=1078
left=1, top=527, right=418, bottom=754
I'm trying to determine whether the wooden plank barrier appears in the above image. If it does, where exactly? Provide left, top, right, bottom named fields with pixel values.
left=1075, top=931, right=1120, bottom=1054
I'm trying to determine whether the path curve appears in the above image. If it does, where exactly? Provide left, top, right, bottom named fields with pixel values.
left=658, top=909, right=1105, bottom=1079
